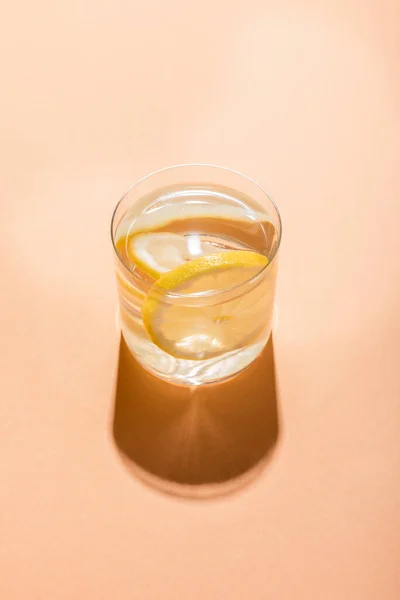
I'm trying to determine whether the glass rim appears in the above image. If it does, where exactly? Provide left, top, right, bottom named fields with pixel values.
left=110, top=163, right=282, bottom=300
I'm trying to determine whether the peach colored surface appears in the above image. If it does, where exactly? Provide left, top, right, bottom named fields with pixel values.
left=1, top=1, right=399, bottom=598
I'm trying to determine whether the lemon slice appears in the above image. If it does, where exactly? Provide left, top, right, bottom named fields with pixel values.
left=142, top=250, right=269, bottom=360
left=126, top=232, right=228, bottom=279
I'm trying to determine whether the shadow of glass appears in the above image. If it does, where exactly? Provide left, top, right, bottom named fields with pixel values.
left=112, top=336, right=280, bottom=499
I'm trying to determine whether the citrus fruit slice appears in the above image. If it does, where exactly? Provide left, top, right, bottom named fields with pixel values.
left=126, top=232, right=228, bottom=279
left=142, top=250, right=269, bottom=360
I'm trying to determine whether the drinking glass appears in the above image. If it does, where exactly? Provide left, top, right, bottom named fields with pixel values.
left=111, top=164, right=281, bottom=385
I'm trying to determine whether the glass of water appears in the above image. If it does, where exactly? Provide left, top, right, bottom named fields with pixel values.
left=111, top=164, right=281, bottom=385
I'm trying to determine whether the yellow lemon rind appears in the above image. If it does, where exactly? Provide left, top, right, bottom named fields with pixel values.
left=142, top=250, right=268, bottom=356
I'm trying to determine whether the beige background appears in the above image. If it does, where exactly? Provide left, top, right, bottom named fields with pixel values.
left=1, top=1, right=399, bottom=598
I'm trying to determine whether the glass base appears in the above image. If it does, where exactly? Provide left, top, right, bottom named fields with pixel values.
left=117, top=307, right=277, bottom=386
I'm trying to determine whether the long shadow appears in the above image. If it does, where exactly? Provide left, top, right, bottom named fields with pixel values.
left=112, top=336, right=280, bottom=499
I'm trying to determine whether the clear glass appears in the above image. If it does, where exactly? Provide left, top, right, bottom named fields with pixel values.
left=111, top=164, right=281, bottom=385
